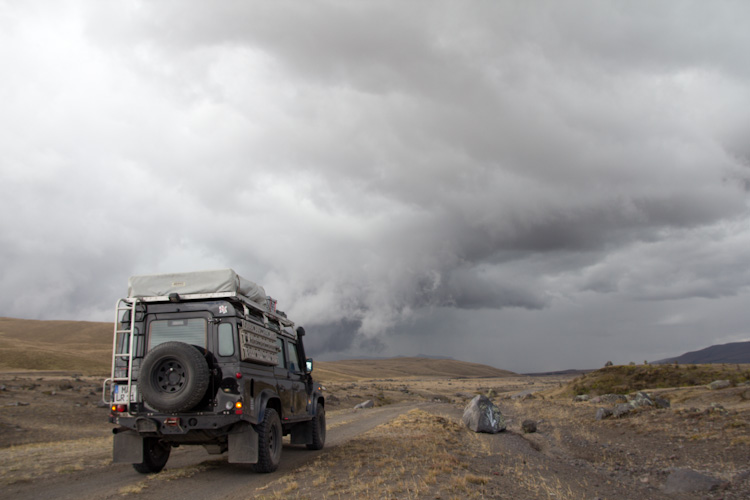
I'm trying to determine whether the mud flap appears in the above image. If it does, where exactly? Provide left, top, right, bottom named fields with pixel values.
left=113, top=431, right=143, bottom=463
left=290, top=420, right=313, bottom=445
left=228, top=423, right=259, bottom=463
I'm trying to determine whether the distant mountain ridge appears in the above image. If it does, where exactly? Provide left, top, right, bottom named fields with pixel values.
left=656, top=341, right=750, bottom=364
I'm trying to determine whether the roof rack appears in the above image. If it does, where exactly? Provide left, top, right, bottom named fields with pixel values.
left=136, top=292, right=295, bottom=327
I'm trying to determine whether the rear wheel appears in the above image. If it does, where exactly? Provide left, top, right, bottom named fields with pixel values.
left=306, top=402, right=326, bottom=450
left=253, top=408, right=282, bottom=473
left=133, top=438, right=171, bottom=474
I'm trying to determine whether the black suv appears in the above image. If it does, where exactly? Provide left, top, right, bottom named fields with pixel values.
left=104, top=270, right=325, bottom=473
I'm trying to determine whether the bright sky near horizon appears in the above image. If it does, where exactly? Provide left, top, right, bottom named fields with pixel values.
left=1, top=1, right=750, bottom=372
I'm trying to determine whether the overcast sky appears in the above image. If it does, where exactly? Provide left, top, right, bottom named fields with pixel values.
left=2, top=1, right=749, bottom=372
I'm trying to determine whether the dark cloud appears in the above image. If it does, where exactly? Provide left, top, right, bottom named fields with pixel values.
left=1, top=2, right=749, bottom=370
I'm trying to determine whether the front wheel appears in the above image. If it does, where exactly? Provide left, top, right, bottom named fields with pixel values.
left=306, top=402, right=326, bottom=450
left=133, top=438, right=171, bottom=474
left=253, top=408, right=282, bottom=473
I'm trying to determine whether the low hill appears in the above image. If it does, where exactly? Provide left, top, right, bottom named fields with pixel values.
left=552, top=363, right=750, bottom=397
left=656, top=341, right=750, bottom=364
left=0, top=317, right=112, bottom=375
left=0, top=317, right=513, bottom=380
left=314, top=357, right=515, bottom=382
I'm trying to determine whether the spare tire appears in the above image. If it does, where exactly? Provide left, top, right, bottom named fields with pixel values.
left=139, top=342, right=210, bottom=413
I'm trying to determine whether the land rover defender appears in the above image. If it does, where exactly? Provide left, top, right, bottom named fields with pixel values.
left=103, top=269, right=325, bottom=473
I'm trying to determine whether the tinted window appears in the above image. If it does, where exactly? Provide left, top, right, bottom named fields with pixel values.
left=287, top=342, right=300, bottom=373
left=149, top=318, right=206, bottom=348
left=218, top=323, right=234, bottom=357
left=116, top=327, right=139, bottom=354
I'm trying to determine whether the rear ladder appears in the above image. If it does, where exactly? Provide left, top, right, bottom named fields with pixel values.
left=102, top=298, right=140, bottom=414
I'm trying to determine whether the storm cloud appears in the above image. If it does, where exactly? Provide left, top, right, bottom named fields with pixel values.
left=1, top=1, right=749, bottom=371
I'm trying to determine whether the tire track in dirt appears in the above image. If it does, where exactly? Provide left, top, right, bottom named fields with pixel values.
left=5, top=402, right=420, bottom=500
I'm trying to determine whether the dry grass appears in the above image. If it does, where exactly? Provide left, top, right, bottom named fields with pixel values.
left=314, top=357, right=515, bottom=383
left=0, top=317, right=111, bottom=375
left=550, top=363, right=750, bottom=397
left=250, top=409, right=502, bottom=499
left=0, top=437, right=111, bottom=485
left=0, top=317, right=519, bottom=381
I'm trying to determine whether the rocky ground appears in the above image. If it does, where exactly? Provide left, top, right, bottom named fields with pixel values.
left=1, top=370, right=749, bottom=499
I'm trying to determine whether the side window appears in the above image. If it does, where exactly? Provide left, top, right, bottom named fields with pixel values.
left=276, top=337, right=285, bottom=367
left=287, top=342, right=300, bottom=373
left=116, top=327, right=138, bottom=354
left=217, top=323, right=234, bottom=357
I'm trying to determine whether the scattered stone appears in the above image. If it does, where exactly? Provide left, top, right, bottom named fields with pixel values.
left=97, top=400, right=110, bottom=408
left=486, top=388, right=497, bottom=398
left=631, top=392, right=654, bottom=407
left=521, top=419, right=537, bottom=433
left=590, top=394, right=628, bottom=405
left=708, top=403, right=728, bottom=415
left=0, top=385, right=6, bottom=391
left=574, top=394, right=590, bottom=402
left=653, top=396, right=671, bottom=409
left=462, top=395, right=506, bottom=433
left=7, top=402, right=30, bottom=407
left=613, top=403, right=633, bottom=418
left=454, top=392, right=474, bottom=399
left=354, top=400, right=374, bottom=409
left=663, top=468, right=722, bottom=494
left=708, top=380, right=732, bottom=390
left=327, top=394, right=340, bottom=404
left=511, top=390, right=534, bottom=400
left=595, top=407, right=613, bottom=421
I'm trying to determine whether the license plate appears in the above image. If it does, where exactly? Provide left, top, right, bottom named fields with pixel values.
left=113, top=384, right=137, bottom=403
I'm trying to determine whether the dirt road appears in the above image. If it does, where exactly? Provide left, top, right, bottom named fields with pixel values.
left=5, top=402, right=422, bottom=500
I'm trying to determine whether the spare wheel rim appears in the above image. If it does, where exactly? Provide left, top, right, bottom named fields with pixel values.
left=154, top=359, right=187, bottom=393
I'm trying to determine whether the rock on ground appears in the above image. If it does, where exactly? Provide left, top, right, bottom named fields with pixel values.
left=521, top=419, right=537, bottom=433
left=663, top=468, right=723, bottom=494
left=591, top=394, right=628, bottom=404
left=462, top=395, right=506, bottom=433
left=354, top=400, right=374, bottom=409
left=708, top=380, right=732, bottom=390
left=613, top=403, right=633, bottom=418
left=510, top=390, right=534, bottom=400
left=595, top=407, right=613, bottom=421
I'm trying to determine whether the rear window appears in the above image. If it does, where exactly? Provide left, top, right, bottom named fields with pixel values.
left=149, top=318, right=207, bottom=349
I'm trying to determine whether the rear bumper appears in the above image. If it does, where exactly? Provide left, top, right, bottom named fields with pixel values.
left=111, top=412, right=245, bottom=436
left=112, top=418, right=259, bottom=464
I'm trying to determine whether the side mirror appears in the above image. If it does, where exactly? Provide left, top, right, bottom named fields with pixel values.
left=306, top=358, right=313, bottom=373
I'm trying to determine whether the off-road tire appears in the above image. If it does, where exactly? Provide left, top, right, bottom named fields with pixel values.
left=306, top=401, right=326, bottom=450
left=133, top=437, right=171, bottom=474
left=253, top=408, right=282, bottom=473
left=139, top=341, right=210, bottom=413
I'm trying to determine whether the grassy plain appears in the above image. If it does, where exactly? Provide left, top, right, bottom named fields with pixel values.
left=2, top=317, right=750, bottom=498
